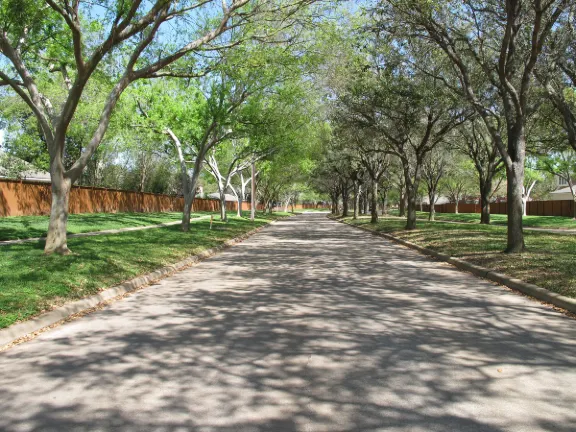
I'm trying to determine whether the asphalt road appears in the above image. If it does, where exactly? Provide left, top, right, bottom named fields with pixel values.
left=1, top=213, right=575, bottom=432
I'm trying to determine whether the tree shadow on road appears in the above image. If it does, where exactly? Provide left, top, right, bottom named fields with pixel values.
left=1, top=216, right=575, bottom=432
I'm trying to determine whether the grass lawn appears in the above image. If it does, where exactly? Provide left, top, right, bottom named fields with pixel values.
left=387, top=209, right=576, bottom=230
left=343, top=216, right=576, bottom=299
left=0, top=212, right=285, bottom=329
left=0, top=211, right=214, bottom=241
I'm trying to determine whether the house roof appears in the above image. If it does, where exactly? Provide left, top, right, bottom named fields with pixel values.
left=551, top=186, right=574, bottom=194
left=0, top=155, right=51, bottom=182
left=207, top=192, right=238, bottom=202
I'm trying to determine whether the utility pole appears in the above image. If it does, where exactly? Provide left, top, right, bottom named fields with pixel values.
left=250, top=160, right=256, bottom=221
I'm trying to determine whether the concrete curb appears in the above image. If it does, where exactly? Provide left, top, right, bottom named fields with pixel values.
left=331, top=216, right=576, bottom=315
left=0, top=220, right=278, bottom=349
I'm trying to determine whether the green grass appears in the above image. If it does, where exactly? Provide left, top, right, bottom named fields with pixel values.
left=0, top=212, right=286, bottom=329
left=0, top=211, right=215, bottom=241
left=343, top=216, right=576, bottom=299
left=387, top=209, right=576, bottom=230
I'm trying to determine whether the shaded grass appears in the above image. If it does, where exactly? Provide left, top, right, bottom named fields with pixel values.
left=343, top=216, right=576, bottom=299
left=0, top=212, right=285, bottom=329
left=0, top=211, right=216, bottom=241
left=388, top=209, right=576, bottom=229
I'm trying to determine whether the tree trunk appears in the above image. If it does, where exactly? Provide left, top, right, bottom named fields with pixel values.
left=428, top=193, right=435, bottom=221
left=219, top=191, right=227, bottom=221
left=370, top=180, right=378, bottom=223
left=237, top=194, right=242, bottom=217
left=398, top=195, right=406, bottom=217
left=181, top=195, right=194, bottom=232
left=44, top=174, right=72, bottom=255
left=284, top=199, right=289, bottom=213
left=406, top=184, right=418, bottom=230
left=382, top=194, right=388, bottom=215
left=454, top=199, right=459, bottom=214
left=250, top=162, right=256, bottom=221
left=353, top=183, right=360, bottom=220
left=479, top=177, right=492, bottom=225
left=181, top=164, right=202, bottom=232
left=363, top=192, right=369, bottom=215
left=342, top=187, right=349, bottom=217
left=506, top=161, right=525, bottom=253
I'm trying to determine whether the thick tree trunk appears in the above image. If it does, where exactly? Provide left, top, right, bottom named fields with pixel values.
left=406, top=185, right=418, bottom=230
left=506, top=161, right=525, bottom=253
left=181, top=195, right=193, bottom=232
left=480, top=172, right=492, bottom=225
left=454, top=200, right=459, bottom=214
left=370, top=180, right=378, bottom=223
left=284, top=200, right=289, bottom=213
left=398, top=189, right=406, bottom=217
left=479, top=178, right=492, bottom=224
left=44, top=174, right=72, bottom=255
left=363, top=192, right=369, bottom=215
left=428, top=193, right=435, bottom=221
left=342, top=187, right=349, bottom=217
left=181, top=165, right=202, bottom=232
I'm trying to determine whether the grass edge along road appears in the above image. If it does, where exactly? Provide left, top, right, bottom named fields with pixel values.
left=387, top=210, right=576, bottom=230
left=0, top=211, right=216, bottom=242
left=340, top=216, right=576, bottom=300
left=0, top=212, right=286, bottom=329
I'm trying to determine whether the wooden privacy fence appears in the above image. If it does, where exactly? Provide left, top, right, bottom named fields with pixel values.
left=423, top=200, right=575, bottom=217
left=0, top=179, right=243, bottom=217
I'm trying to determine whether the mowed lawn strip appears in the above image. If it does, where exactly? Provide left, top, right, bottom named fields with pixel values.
left=0, top=213, right=283, bottom=329
left=387, top=210, right=576, bottom=230
left=0, top=211, right=214, bottom=242
left=344, top=217, right=576, bottom=299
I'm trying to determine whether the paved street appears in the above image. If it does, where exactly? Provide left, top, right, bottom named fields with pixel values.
left=1, top=213, right=575, bottom=432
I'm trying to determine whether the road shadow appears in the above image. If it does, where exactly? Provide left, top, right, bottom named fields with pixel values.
left=0, top=214, right=575, bottom=432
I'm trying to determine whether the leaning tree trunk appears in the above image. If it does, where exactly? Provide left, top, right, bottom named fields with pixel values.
left=370, top=180, right=378, bottom=224
left=506, top=161, right=525, bottom=253
left=479, top=178, right=492, bottom=225
left=44, top=171, right=72, bottom=255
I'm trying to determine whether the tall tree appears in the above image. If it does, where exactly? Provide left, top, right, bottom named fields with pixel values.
left=383, top=0, right=570, bottom=251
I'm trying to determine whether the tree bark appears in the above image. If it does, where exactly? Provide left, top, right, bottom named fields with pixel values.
left=342, top=186, right=349, bottom=217
left=44, top=173, right=72, bottom=255
left=236, top=194, right=242, bottom=217
left=370, top=180, right=378, bottom=223
left=406, top=184, right=418, bottom=230
left=428, top=193, right=436, bottom=221
left=398, top=192, right=406, bottom=217
left=219, top=191, right=227, bottom=221
left=353, top=182, right=360, bottom=220
left=479, top=177, right=492, bottom=224
left=506, top=161, right=525, bottom=253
